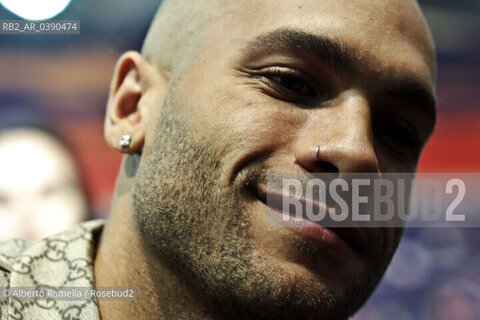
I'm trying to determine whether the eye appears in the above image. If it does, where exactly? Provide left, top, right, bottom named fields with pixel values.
left=373, top=116, right=420, bottom=156
left=269, top=73, right=314, bottom=96
left=258, top=67, right=318, bottom=101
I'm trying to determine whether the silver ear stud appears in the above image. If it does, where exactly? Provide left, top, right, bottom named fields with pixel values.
left=119, top=134, right=132, bottom=149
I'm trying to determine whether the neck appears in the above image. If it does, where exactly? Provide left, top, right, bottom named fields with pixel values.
left=94, top=193, right=216, bottom=320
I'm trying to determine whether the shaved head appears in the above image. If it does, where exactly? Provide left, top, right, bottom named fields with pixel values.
left=142, top=0, right=434, bottom=78
left=141, top=0, right=227, bottom=75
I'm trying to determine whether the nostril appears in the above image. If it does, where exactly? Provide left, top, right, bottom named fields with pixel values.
left=315, top=160, right=339, bottom=174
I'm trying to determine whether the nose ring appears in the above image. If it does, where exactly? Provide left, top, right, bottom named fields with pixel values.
left=315, top=145, right=320, bottom=162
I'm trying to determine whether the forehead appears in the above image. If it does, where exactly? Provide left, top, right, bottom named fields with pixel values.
left=203, top=0, right=434, bottom=83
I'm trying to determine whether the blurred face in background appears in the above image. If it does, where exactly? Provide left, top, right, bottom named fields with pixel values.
left=0, top=129, right=88, bottom=241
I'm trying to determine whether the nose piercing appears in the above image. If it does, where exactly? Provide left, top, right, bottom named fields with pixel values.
left=119, top=134, right=132, bottom=149
left=315, top=145, right=320, bottom=162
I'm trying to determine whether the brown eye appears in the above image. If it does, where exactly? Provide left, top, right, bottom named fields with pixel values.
left=254, top=66, right=319, bottom=103
left=269, top=73, right=315, bottom=97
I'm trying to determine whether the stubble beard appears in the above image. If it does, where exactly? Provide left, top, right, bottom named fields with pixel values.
left=131, top=89, right=380, bottom=320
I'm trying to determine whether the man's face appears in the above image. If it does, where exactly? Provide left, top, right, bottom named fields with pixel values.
left=134, top=0, right=435, bottom=319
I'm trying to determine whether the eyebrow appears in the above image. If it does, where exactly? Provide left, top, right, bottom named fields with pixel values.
left=242, top=28, right=436, bottom=122
left=243, top=28, right=358, bottom=75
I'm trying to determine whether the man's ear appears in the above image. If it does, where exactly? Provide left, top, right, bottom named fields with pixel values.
left=104, top=51, right=160, bottom=154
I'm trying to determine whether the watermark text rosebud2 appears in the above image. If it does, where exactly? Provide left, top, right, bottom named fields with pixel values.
left=264, top=173, right=479, bottom=228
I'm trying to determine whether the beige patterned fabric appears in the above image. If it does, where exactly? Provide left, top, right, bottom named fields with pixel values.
left=0, top=220, right=105, bottom=320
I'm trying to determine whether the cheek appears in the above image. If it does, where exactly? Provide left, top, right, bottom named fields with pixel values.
left=179, top=63, right=305, bottom=147
left=218, top=96, right=307, bottom=154
left=174, top=70, right=308, bottom=176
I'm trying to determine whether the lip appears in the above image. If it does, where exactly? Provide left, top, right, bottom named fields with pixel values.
left=256, top=188, right=370, bottom=255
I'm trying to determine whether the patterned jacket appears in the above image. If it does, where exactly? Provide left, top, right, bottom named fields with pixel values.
left=0, top=220, right=104, bottom=319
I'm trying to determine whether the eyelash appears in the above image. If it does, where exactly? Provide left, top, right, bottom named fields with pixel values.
left=256, top=66, right=318, bottom=102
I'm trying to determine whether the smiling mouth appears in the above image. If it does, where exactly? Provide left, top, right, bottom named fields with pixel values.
left=255, top=187, right=370, bottom=255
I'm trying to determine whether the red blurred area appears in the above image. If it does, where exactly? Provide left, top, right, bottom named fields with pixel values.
left=419, top=111, right=480, bottom=172
left=59, top=121, right=122, bottom=218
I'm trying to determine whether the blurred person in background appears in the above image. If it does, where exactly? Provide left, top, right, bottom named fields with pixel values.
left=0, top=95, right=90, bottom=241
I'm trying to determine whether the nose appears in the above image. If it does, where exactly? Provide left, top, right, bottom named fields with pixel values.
left=294, top=93, right=380, bottom=176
